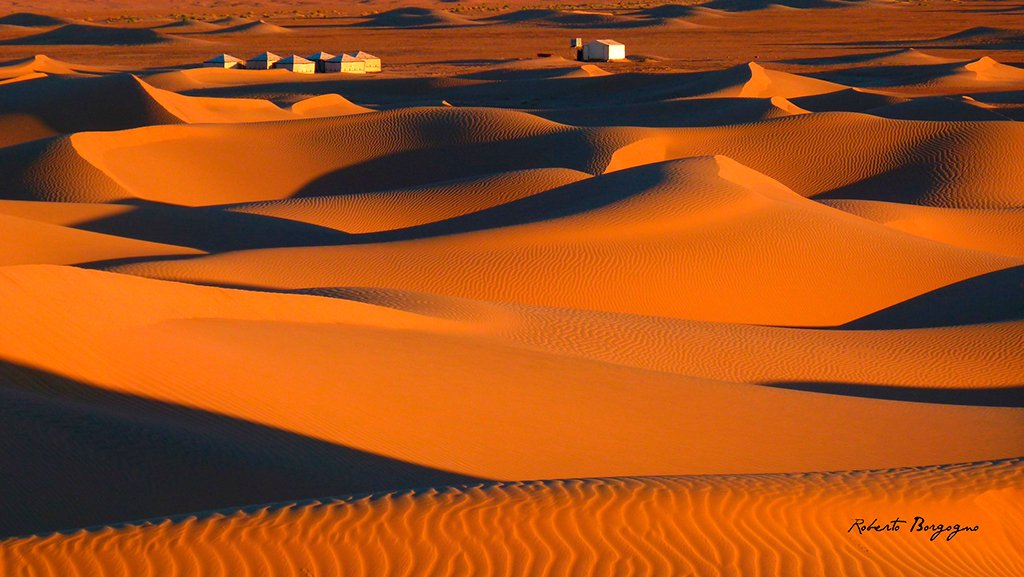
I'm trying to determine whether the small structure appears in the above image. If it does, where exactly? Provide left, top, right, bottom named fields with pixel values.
left=325, top=53, right=366, bottom=74
left=306, top=51, right=336, bottom=73
left=203, top=54, right=245, bottom=69
left=581, top=39, right=625, bottom=62
left=352, top=51, right=381, bottom=73
left=246, top=51, right=281, bottom=70
left=276, top=54, right=315, bottom=74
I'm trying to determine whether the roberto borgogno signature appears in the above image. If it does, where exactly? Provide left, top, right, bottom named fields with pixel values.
left=848, top=516, right=979, bottom=542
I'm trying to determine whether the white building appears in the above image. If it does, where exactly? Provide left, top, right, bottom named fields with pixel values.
left=276, top=55, right=315, bottom=74
left=246, top=51, right=281, bottom=70
left=352, top=51, right=381, bottom=73
left=203, top=54, right=244, bottom=69
left=306, top=51, right=335, bottom=73
left=325, top=53, right=366, bottom=74
left=582, top=39, right=625, bottom=62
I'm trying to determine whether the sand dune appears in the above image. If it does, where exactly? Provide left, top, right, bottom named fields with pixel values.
left=4, top=459, right=1021, bottom=576
left=673, top=62, right=847, bottom=98
left=789, top=88, right=907, bottom=112
left=106, top=156, right=1020, bottom=326
left=354, top=7, right=479, bottom=28
left=480, top=8, right=664, bottom=28
left=780, top=48, right=958, bottom=67
left=289, top=93, right=372, bottom=117
left=533, top=96, right=807, bottom=127
left=631, top=4, right=725, bottom=18
left=821, top=199, right=1024, bottom=258
left=153, top=19, right=223, bottom=33
left=0, top=73, right=309, bottom=147
left=866, top=95, right=1010, bottom=121
left=230, top=167, right=591, bottom=233
left=923, top=26, right=1024, bottom=49
left=0, top=213, right=200, bottom=265
left=458, top=57, right=610, bottom=81
left=0, top=53, right=113, bottom=80
left=0, top=23, right=185, bottom=46
left=0, top=4, right=1021, bottom=569
left=209, top=16, right=255, bottom=26
left=796, top=57, right=1024, bottom=92
left=0, top=265, right=1019, bottom=538
left=0, top=12, right=71, bottom=27
left=207, top=19, right=293, bottom=35
left=703, top=0, right=871, bottom=11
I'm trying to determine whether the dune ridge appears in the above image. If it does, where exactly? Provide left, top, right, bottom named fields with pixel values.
left=3, top=459, right=1020, bottom=577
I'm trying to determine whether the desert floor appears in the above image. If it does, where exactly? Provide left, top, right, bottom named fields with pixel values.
left=0, top=1, right=1022, bottom=576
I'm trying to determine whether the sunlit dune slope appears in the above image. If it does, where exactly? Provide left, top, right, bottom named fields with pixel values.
left=3, top=459, right=1020, bottom=577
left=1, top=265, right=1020, bottom=494
left=822, top=199, right=1024, bottom=258
left=0, top=213, right=200, bottom=265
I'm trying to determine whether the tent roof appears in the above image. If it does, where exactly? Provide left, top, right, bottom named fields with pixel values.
left=278, top=55, right=313, bottom=64
left=248, top=51, right=281, bottom=61
left=588, top=39, right=624, bottom=47
left=353, top=51, right=379, bottom=60
left=307, top=51, right=336, bottom=61
left=328, top=54, right=363, bottom=62
left=204, top=53, right=243, bottom=63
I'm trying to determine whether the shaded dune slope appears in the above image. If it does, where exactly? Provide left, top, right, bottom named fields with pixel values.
left=354, top=8, right=480, bottom=28
left=0, top=12, right=71, bottom=27
left=0, top=359, right=483, bottom=537
left=0, top=23, right=185, bottom=46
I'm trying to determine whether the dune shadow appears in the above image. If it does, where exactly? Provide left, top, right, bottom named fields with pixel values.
left=839, top=265, right=1024, bottom=330
left=290, top=131, right=601, bottom=199
left=763, top=381, right=1024, bottom=407
left=72, top=199, right=355, bottom=252
left=0, top=360, right=485, bottom=538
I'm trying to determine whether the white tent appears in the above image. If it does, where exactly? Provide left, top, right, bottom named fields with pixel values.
left=277, top=55, right=315, bottom=74
left=246, top=51, right=281, bottom=70
left=306, top=51, right=336, bottom=73
left=325, top=53, right=366, bottom=74
left=582, top=39, right=625, bottom=62
left=203, top=54, right=244, bottom=69
left=352, top=51, right=381, bottom=73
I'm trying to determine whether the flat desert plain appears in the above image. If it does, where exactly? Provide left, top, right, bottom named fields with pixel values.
left=0, top=0, right=1022, bottom=576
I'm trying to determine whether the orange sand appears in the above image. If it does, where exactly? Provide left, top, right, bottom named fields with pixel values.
left=0, top=1, right=1022, bottom=574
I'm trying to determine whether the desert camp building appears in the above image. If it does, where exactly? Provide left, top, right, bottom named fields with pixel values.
left=325, top=53, right=365, bottom=74
left=246, top=51, right=281, bottom=70
left=581, top=39, right=625, bottom=62
left=307, top=51, right=335, bottom=73
left=276, top=55, right=315, bottom=74
left=203, top=54, right=244, bottom=69
left=352, top=51, right=381, bottom=73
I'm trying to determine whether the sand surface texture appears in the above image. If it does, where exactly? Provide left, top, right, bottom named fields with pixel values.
left=0, top=1, right=1022, bottom=575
